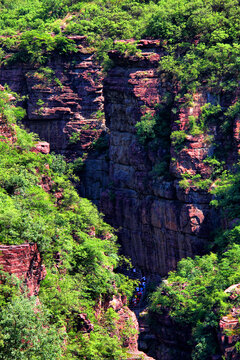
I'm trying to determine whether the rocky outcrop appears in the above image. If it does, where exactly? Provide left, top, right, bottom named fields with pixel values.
left=31, top=141, right=50, bottom=154
left=0, top=36, right=109, bottom=204
left=105, top=294, right=155, bottom=360
left=216, top=285, right=240, bottom=359
left=145, top=310, right=192, bottom=360
left=0, top=243, right=46, bottom=296
left=218, top=313, right=240, bottom=360
left=0, top=36, right=105, bottom=155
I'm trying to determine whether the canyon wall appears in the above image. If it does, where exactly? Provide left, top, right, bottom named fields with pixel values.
left=100, top=41, right=221, bottom=276
left=0, top=36, right=109, bottom=203
left=1, top=39, right=237, bottom=276
left=1, top=39, right=240, bottom=360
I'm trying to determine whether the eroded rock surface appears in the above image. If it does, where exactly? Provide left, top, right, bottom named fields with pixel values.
left=0, top=36, right=104, bottom=155
left=100, top=41, right=220, bottom=276
left=0, top=243, right=46, bottom=296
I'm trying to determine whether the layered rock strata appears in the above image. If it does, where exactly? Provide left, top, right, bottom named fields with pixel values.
left=0, top=243, right=46, bottom=296
left=0, top=36, right=109, bottom=204
left=0, top=36, right=105, bottom=155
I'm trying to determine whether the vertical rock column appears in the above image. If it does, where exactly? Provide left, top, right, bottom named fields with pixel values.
left=101, top=41, right=218, bottom=276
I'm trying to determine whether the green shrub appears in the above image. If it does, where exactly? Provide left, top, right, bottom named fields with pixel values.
left=150, top=161, right=168, bottom=178
left=135, top=112, right=156, bottom=144
left=91, top=134, right=109, bottom=152
left=188, top=116, right=203, bottom=136
left=170, top=130, right=187, bottom=148
left=150, top=246, right=240, bottom=359
left=69, top=132, right=80, bottom=144
left=0, top=295, right=63, bottom=359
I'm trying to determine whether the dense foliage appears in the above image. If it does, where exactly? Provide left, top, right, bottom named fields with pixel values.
left=134, top=3, right=240, bottom=357
left=0, top=87, right=136, bottom=359
left=150, top=246, right=240, bottom=359
left=0, top=0, right=239, bottom=85
left=0, top=0, right=158, bottom=65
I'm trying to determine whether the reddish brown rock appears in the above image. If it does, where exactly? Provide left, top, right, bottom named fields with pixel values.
left=218, top=316, right=239, bottom=359
left=0, top=36, right=104, bottom=156
left=0, top=38, right=108, bottom=205
left=0, top=243, right=46, bottom=296
left=105, top=294, right=154, bottom=359
left=233, top=118, right=240, bottom=156
left=215, top=285, right=240, bottom=359
left=0, top=40, right=235, bottom=279
left=170, top=93, right=214, bottom=179
left=31, top=141, right=50, bottom=154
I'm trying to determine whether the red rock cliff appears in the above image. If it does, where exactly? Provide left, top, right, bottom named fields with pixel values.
left=0, top=36, right=104, bottom=155
left=0, top=243, right=46, bottom=296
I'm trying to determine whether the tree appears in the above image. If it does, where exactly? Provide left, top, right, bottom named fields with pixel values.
left=0, top=295, right=63, bottom=360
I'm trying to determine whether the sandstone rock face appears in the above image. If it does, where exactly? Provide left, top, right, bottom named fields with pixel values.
left=218, top=314, right=240, bottom=360
left=0, top=243, right=46, bottom=296
left=216, top=285, right=240, bottom=359
left=0, top=36, right=104, bottom=155
left=31, top=141, right=50, bottom=154
left=106, top=294, right=154, bottom=360
left=101, top=41, right=219, bottom=276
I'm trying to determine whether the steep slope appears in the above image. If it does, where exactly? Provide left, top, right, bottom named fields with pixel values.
left=0, top=85, right=151, bottom=360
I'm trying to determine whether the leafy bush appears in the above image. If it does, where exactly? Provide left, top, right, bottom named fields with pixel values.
left=170, top=130, right=187, bottom=148
left=143, top=0, right=240, bottom=95
left=135, top=112, right=156, bottom=144
left=150, top=246, right=240, bottom=359
left=69, top=132, right=80, bottom=144
left=0, top=295, right=63, bottom=360
left=150, top=160, right=169, bottom=178
left=11, top=31, right=77, bottom=64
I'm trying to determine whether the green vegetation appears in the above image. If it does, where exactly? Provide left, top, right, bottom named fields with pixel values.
left=0, top=86, right=136, bottom=359
left=150, top=160, right=240, bottom=358
left=150, top=159, right=169, bottom=178
left=170, top=130, right=187, bottom=148
left=150, top=247, right=240, bottom=359
left=0, top=0, right=240, bottom=358
left=0, top=0, right=238, bottom=101
left=135, top=103, right=172, bottom=179
left=0, top=0, right=157, bottom=64
left=179, top=173, right=212, bottom=191
left=0, top=295, right=62, bottom=359
left=144, top=0, right=240, bottom=95
left=0, top=0, right=239, bottom=88
left=69, top=131, right=80, bottom=144
left=135, top=112, right=156, bottom=145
